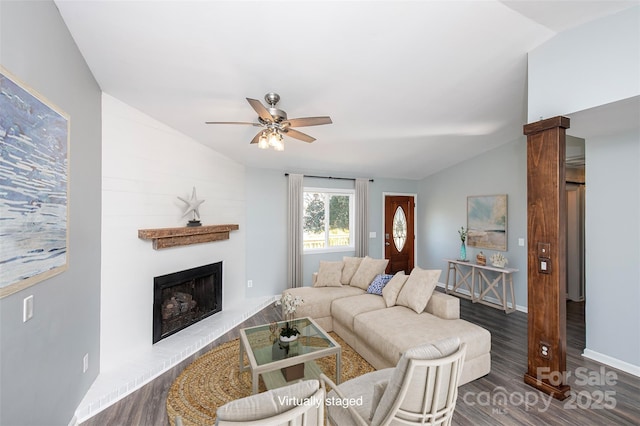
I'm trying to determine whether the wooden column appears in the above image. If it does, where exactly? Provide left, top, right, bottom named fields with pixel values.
left=523, top=116, right=571, bottom=400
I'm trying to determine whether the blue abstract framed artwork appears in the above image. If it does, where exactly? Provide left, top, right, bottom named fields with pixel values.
left=0, top=67, right=70, bottom=298
left=467, top=194, right=507, bottom=251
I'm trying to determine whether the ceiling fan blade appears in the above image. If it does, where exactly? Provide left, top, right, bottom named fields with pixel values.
left=283, top=128, right=316, bottom=143
left=284, top=116, right=332, bottom=128
left=249, top=130, right=264, bottom=144
left=205, top=121, right=262, bottom=126
left=246, top=98, right=273, bottom=122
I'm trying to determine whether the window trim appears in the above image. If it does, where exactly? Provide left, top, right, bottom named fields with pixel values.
left=303, top=187, right=355, bottom=253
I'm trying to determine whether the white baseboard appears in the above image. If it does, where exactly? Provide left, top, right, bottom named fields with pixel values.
left=582, top=348, right=640, bottom=377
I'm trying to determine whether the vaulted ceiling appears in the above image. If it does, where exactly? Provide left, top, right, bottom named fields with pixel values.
left=54, top=0, right=637, bottom=179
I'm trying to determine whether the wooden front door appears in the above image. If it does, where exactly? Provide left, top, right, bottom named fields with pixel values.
left=384, top=195, right=415, bottom=274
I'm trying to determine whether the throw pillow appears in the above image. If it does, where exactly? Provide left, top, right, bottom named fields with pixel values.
left=382, top=271, right=408, bottom=307
left=395, top=267, right=441, bottom=313
left=350, top=257, right=390, bottom=290
left=341, top=256, right=363, bottom=285
left=314, top=261, right=344, bottom=287
left=367, top=274, right=394, bottom=295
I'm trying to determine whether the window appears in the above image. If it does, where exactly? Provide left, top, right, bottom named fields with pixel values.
left=303, top=188, right=354, bottom=252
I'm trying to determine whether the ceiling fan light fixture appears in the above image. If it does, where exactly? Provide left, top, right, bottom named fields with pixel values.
left=268, top=129, right=284, bottom=151
left=258, top=131, right=269, bottom=149
left=206, top=93, right=331, bottom=149
left=273, top=138, right=284, bottom=151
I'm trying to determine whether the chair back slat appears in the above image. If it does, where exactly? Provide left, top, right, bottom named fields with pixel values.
left=376, top=343, right=466, bottom=426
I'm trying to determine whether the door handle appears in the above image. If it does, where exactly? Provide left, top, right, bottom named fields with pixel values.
left=385, top=242, right=391, bottom=246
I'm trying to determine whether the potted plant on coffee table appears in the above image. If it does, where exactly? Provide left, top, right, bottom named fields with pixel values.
left=275, top=293, right=304, bottom=342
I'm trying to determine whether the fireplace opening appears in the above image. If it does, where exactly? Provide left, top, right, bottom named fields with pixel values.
left=153, top=262, right=222, bottom=344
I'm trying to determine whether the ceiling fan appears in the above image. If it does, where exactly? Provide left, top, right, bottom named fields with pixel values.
left=206, top=92, right=332, bottom=151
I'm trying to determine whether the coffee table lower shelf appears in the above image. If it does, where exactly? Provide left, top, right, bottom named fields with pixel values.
left=239, top=317, right=341, bottom=394
left=261, top=361, right=323, bottom=390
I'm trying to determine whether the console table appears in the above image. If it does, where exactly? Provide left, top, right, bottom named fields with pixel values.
left=444, top=259, right=518, bottom=314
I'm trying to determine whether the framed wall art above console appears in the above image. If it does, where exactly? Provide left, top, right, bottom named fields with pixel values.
left=467, top=194, right=507, bottom=251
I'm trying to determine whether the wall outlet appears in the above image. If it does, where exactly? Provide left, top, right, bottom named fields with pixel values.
left=518, top=238, right=525, bottom=247
left=247, top=280, right=253, bottom=288
left=23, top=295, right=34, bottom=322
left=83, top=353, right=89, bottom=373
left=539, top=342, right=551, bottom=359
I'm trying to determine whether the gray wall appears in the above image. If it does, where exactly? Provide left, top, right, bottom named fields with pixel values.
left=245, top=169, right=418, bottom=293
left=585, top=130, right=640, bottom=367
left=245, top=168, right=288, bottom=297
left=528, top=6, right=639, bottom=122
left=417, top=138, right=529, bottom=310
left=0, top=1, right=102, bottom=424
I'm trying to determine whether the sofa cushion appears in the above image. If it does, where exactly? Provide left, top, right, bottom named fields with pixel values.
left=341, top=256, right=363, bottom=285
left=354, top=306, right=491, bottom=366
left=382, top=272, right=408, bottom=307
left=284, top=286, right=365, bottom=320
left=395, top=267, right=441, bottom=313
left=216, top=379, right=319, bottom=422
left=350, top=257, right=390, bottom=290
left=331, top=294, right=387, bottom=332
left=425, top=292, right=460, bottom=320
left=366, top=273, right=394, bottom=295
left=314, top=260, right=344, bottom=287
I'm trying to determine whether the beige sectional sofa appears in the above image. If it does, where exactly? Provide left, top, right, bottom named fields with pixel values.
left=283, top=256, right=491, bottom=385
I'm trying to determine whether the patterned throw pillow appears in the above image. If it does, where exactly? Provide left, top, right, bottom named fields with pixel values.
left=367, top=274, right=394, bottom=295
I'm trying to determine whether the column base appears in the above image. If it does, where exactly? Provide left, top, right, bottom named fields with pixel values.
left=524, top=373, right=571, bottom=400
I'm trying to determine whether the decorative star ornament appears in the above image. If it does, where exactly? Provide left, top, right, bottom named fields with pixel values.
left=177, top=187, right=205, bottom=220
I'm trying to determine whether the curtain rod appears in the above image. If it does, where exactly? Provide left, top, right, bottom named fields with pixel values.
left=285, top=173, right=373, bottom=182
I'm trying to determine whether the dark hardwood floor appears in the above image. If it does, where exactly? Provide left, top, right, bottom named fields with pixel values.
left=81, top=293, right=640, bottom=426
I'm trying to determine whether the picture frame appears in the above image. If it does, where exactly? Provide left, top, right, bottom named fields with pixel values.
left=0, top=67, right=70, bottom=298
left=467, top=194, right=507, bottom=251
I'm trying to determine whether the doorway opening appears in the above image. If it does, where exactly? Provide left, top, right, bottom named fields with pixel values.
left=566, top=135, right=586, bottom=350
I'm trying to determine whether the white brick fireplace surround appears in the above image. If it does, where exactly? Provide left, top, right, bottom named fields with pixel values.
left=75, top=295, right=276, bottom=422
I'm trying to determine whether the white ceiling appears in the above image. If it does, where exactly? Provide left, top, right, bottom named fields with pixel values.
left=54, top=0, right=638, bottom=180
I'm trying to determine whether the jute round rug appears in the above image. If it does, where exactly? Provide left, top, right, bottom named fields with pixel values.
left=166, top=332, right=375, bottom=426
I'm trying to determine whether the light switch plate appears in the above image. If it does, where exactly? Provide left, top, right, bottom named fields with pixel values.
left=23, top=295, right=34, bottom=322
left=538, top=258, right=551, bottom=274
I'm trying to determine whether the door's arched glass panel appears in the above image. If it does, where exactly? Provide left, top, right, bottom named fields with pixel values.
left=393, top=206, right=407, bottom=252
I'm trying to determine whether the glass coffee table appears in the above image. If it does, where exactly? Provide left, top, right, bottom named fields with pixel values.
left=239, top=316, right=341, bottom=394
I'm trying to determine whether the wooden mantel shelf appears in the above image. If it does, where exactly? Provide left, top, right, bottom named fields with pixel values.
left=138, top=224, right=239, bottom=250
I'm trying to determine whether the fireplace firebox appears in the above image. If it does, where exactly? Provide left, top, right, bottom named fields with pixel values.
left=153, top=262, right=222, bottom=344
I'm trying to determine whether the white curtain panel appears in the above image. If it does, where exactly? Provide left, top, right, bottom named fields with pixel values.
left=287, top=174, right=304, bottom=288
left=355, top=178, right=370, bottom=257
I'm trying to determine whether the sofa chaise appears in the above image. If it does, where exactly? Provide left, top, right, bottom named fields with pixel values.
left=283, top=256, right=491, bottom=385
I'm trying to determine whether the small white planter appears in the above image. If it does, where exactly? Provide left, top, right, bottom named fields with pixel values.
left=279, top=334, right=299, bottom=343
